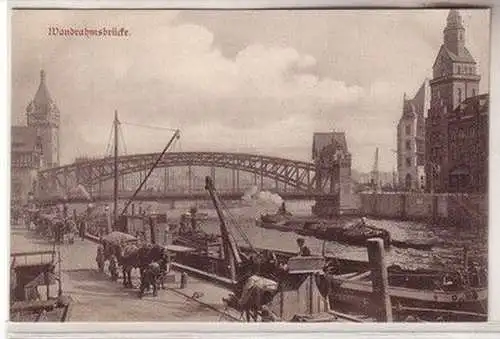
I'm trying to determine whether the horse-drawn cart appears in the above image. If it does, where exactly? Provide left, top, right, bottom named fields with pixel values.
left=10, top=250, right=72, bottom=322
left=101, top=231, right=139, bottom=259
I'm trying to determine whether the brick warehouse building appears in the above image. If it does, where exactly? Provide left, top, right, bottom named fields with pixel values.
left=425, top=10, right=488, bottom=193
left=447, top=94, right=488, bottom=192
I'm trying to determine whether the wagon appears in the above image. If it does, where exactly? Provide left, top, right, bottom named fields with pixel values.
left=101, top=231, right=138, bottom=259
left=10, top=250, right=72, bottom=322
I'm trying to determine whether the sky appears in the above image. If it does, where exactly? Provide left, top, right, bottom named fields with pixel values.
left=10, top=9, right=490, bottom=173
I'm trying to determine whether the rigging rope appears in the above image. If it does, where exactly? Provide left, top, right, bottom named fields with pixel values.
left=219, top=198, right=257, bottom=254
left=104, top=123, right=114, bottom=158
left=121, top=121, right=178, bottom=132
left=118, top=122, right=128, bottom=155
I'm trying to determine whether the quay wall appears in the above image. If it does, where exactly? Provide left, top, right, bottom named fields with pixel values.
left=358, top=192, right=487, bottom=226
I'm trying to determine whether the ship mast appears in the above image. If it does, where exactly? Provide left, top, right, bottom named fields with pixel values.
left=113, top=110, right=119, bottom=226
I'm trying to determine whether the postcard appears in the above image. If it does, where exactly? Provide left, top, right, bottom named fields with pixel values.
left=9, top=7, right=490, bottom=323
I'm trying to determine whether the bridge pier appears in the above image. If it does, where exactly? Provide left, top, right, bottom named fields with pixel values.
left=164, top=168, right=168, bottom=193
left=188, top=166, right=192, bottom=193
left=236, top=170, right=240, bottom=192
left=210, top=167, right=215, bottom=185
left=232, top=169, right=236, bottom=193
left=260, top=168, right=264, bottom=190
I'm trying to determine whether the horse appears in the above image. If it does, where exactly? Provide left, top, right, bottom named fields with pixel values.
left=117, top=243, right=141, bottom=288
left=115, top=242, right=167, bottom=289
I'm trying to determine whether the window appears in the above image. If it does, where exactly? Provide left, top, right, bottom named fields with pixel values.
left=406, top=157, right=412, bottom=167
left=405, top=125, right=412, bottom=135
left=458, top=88, right=462, bottom=104
left=405, top=140, right=411, bottom=151
left=472, top=89, right=476, bottom=97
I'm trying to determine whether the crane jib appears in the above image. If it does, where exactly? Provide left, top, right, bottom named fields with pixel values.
left=204, top=176, right=243, bottom=278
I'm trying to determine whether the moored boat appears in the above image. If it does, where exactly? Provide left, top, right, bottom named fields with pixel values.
left=323, top=271, right=487, bottom=318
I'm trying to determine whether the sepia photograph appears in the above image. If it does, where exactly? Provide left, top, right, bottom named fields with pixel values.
left=9, top=7, right=490, bottom=323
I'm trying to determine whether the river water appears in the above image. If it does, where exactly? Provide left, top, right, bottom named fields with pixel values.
left=68, top=198, right=487, bottom=272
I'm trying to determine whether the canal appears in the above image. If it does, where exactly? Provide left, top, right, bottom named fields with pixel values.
left=66, top=198, right=487, bottom=272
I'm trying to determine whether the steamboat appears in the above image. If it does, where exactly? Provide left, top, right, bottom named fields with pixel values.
left=258, top=207, right=435, bottom=251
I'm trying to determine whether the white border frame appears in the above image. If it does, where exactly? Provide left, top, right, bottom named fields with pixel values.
left=3, top=0, right=499, bottom=337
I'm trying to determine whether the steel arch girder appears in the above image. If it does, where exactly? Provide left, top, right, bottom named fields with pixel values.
left=38, top=152, right=335, bottom=194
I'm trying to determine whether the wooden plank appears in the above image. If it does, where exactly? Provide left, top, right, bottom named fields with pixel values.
left=367, top=238, right=392, bottom=322
left=165, top=244, right=196, bottom=253
left=327, top=310, right=365, bottom=322
left=171, top=262, right=236, bottom=289
left=11, top=251, right=55, bottom=258
left=11, top=299, right=59, bottom=312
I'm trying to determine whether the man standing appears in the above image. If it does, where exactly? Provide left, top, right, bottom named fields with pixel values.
left=296, top=238, right=311, bottom=256
left=96, top=244, right=105, bottom=273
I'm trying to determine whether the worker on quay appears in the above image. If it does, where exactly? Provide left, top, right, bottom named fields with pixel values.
left=296, top=238, right=311, bottom=256
left=96, top=244, right=105, bottom=273
left=68, top=219, right=77, bottom=244
left=158, top=253, right=171, bottom=289
left=109, top=255, right=119, bottom=281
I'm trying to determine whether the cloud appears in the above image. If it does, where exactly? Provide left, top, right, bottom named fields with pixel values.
left=12, top=10, right=364, bottom=162
left=10, top=9, right=490, bottom=173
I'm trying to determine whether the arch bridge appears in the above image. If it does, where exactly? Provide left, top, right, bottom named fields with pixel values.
left=36, top=151, right=342, bottom=202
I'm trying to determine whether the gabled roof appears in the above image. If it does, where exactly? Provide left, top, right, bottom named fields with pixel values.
left=11, top=126, right=40, bottom=153
left=312, top=132, right=348, bottom=160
